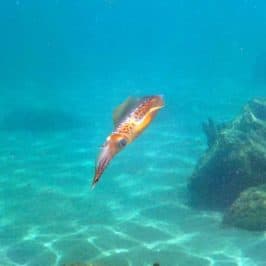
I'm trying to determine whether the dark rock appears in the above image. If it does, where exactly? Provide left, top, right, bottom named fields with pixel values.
left=202, top=118, right=227, bottom=148
left=0, top=107, right=84, bottom=132
left=188, top=98, right=266, bottom=210
left=202, top=118, right=218, bottom=148
left=223, top=185, right=266, bottom=231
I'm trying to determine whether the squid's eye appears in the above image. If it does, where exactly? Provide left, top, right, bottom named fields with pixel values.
left=118, top=138, right=127, bottom=148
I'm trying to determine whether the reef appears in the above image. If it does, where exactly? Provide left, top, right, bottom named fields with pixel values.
left=223, top=185, right=266, bottom=231
left=188, top=98, right=266, bottom=210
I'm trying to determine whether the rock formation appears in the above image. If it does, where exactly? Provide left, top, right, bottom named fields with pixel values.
left=188, top=98, right=266, bottom=210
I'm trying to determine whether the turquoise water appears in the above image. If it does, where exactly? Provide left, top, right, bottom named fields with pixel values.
left=1, top=1, right=266, bottom=265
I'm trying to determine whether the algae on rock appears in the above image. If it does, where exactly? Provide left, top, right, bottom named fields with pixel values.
left=223, top=185, right=266, bottom=231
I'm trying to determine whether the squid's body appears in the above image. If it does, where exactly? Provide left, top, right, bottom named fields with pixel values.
left=92, top=95, right=164, bottom=187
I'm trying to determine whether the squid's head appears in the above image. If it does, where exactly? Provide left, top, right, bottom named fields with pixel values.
left=92, top=133, right=128, bottom=188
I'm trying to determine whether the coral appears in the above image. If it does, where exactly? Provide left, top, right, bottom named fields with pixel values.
left=188, top=98, right=266, bottom=210
left=223, top=185, right=266, bottom=231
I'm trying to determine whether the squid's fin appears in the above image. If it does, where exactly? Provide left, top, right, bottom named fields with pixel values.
left=112, top=97, right=139, bottom=127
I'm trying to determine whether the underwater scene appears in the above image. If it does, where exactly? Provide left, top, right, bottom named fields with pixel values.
left=0, top=0, right=266, bottom=265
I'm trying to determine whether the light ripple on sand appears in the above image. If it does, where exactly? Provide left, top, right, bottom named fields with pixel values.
left=0, top=122, right=265, bottom=266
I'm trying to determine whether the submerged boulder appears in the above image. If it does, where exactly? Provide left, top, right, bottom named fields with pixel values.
left=188, top=98, right=266, bottom=210
left=223, top=185, right=266, bottom=231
